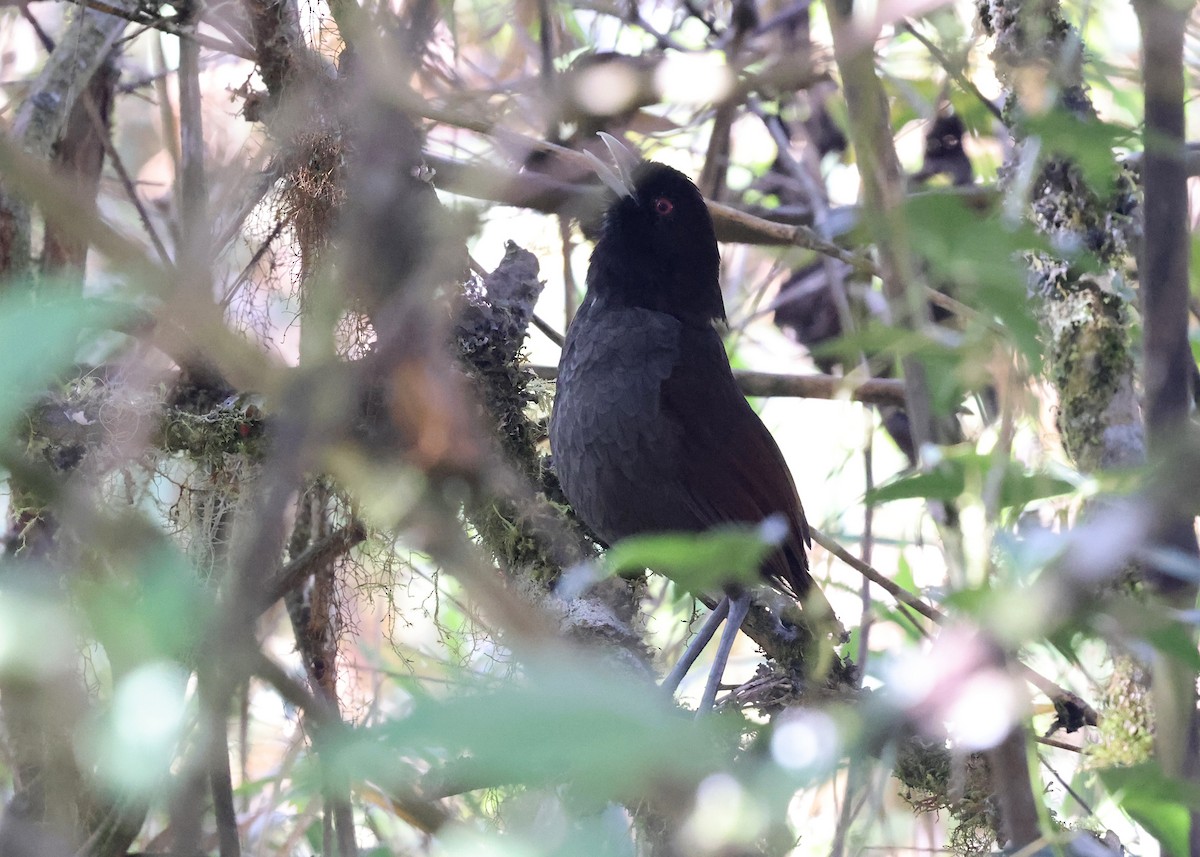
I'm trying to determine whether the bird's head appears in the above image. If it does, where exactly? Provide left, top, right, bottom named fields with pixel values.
left=585, top=136, right=725, bottom=324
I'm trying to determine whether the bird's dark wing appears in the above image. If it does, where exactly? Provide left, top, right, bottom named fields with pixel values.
left=552, top=301, right=690, bottom=545
left=659, top=324, right=827, bottom=612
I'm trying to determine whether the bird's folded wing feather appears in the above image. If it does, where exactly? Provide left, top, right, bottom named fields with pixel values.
left=659, top=325, right=821, bottom=604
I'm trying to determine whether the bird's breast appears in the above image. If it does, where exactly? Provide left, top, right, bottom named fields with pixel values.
left=550, top=306, right=686, bottom=543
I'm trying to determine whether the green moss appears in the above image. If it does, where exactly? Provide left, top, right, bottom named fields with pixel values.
left=1088, top=655, right=1154, bottom=768
left=895, top=738, right=998, bottom=855
left=453, top=245, right=606, bottom=587
left=156, top=403, right=267, bottom=462
left=1038, top=280, right=1137, bottom=471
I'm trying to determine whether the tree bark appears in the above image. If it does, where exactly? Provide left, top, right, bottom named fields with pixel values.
left=1131, top=0, right=1200, bottom=848
left=0, top=1, right=130, bottom=281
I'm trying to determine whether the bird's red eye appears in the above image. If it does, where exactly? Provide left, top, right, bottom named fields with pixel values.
left=654, top=197, right=674, bottom=216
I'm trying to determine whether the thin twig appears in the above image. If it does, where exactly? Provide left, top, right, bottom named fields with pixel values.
left=261, top=522, right=368, bottom=607
left=59, top=0, right=258, bottom=60
left=220, top=217, right=287, bottom=309
left=1035, top=736, right=1082, bottom=754
left=559, top=216, right=578, bottom=328
left=900, top=21, right=1004, bottom=125
left=18, top=1, right=54, bottom=50
left=212, top=160, right=283, bottom=257
left=209, top=709, right=242, bottom=857
left=151, top=34, right=180, bottom=191
left=811, top=528, right=943, bottom=623
left=531, top=315, right=566, bottom=347
left=79, top=91, right=174, bottom=267
left=1037, top=752, right=1093, bottom=816
left=425, top=151, right=856, bottom=258
left=812, top=528, right=1096, bottom=724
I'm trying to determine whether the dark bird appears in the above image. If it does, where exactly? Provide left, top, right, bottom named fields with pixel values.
left=550, top=136, right=837, bottom=711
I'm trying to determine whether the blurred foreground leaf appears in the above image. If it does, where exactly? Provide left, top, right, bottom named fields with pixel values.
left=1021, top=111, right=1133, bottom=197
left=0, top=290, right=127, bottom=431
left=434, top=807, right=636, bottom=857
left=1105, top=598, right=1200, bottom=672
left=905, top=195, right=1049, bottom=368
left=79, top=660, right=192, bottom=796
left=332, top=654, right=745, bottom=801
left=78, top=543, right=214, bottom=674
left=868, top=448, right=1075, bottom=510
left=603, top=519, right=785, bottom=594
left=0, top=580, right=77, bottom=679
left=1098, top=763, right=1200, bottom=857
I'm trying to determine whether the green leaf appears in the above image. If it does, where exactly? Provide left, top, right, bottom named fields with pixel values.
left=1098, top=763, right=1200, bottom=857
left=875, top=603, right=926, bottom=641
left=1105, top=598, right=1200, bottom=671
left=1021, top=111, right=1133, bottom=197
left=1189, top=328, right=1200, bottom=371
left=893, top=554, right=918, bottom=595
left=867, top=448, right=1076, bottom=510
left=813, top=320, right=942, bottom=365
left=0, top=585, right=77, bottom=679
left=868, top=467, right=964, bottom=504
left=949, top=89, right=998, bottom=139
left=904, top=194, right=1050, bottom=368
left=0, top=292, right=127, bottom=431
left=78, top=544, right=213, bottom=673
left=846, top=625, right=862, bottom=663
left=940, top=586, right=992, bottom=617
left=604, top=520, right=785, bottom=594
left=331, top=654, right=745, bottom=800
left=1146, top=622, right=1200, bottom=672
left=79, top=660, right=192, bottom=797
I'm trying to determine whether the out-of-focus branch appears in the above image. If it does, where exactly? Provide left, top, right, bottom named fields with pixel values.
left=79, top=82, right=174, bottom=267
left=979, top=0, right=1152, bottom=841
left=177, top=3, right=210, bottom=282
left=1133, top=0, right=1199, bottom=591
left=263, top=522, right=368, bottom=607
left=900, top=20, right=1004, bottom=124
left=811, top=528, right=1097, bottom=729
left=424, top=150, right=873, bottom=264
left=827, top=2, right=1040, bottom=849
left=0, top=0, right=130, bottom=280
left=0, top=95, right=163, bottom=279
left=53, top=0, right=256, bottom=59
left=284, top=483, right=358, bottom=857
left=41, top=52, right=117, bottom=284
left=983, top=0, right=1143, bottom=474
left=251, top=652, right=452, bottom=834
left=1121, top=142, right=1200, bottom=176
left=240, top=0, right=305, bottom=99
left=811, top=529, right=942, bottom=623
left=826, top=8, right=937, bottom=452
left=1132, top=0, right=1200, bottom=835
left=0, top=17, right=132, bottom=857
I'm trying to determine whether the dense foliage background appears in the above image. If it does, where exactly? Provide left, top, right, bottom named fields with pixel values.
left=0, top=0, right=1198, bottom=854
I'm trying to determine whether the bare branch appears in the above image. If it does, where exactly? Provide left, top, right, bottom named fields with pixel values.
left=900, top=20, right=1004, bottom=124
left=262, top=523, right=368, bottom=607
left=530, top=365, right=908, bottom=405
left=810, top=528, right=942, bottom=623
left=177, top=3, right=211, bottom=279
left=0, top=0, right=131, bottom=279
left=53, top=0, right=257, bottom=60
left=1132, top=0, right=1200, bottom=826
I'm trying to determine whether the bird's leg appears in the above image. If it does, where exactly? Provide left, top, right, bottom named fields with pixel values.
left=661, top=596, right=729, bottom=694
left=697, top=594, right=751, bottom=714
